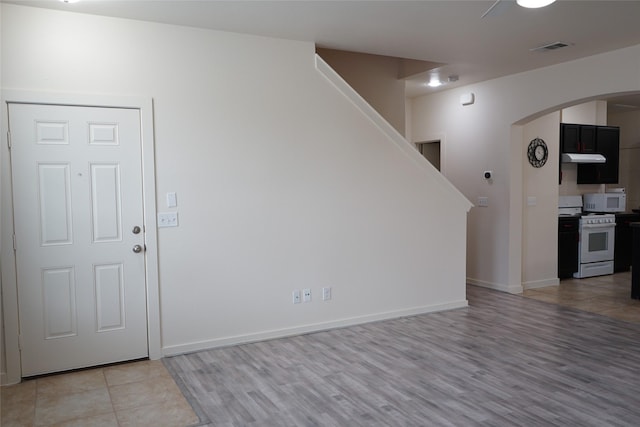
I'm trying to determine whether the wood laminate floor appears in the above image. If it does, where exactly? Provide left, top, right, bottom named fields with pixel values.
left=165, top=284, right=640, bottom=427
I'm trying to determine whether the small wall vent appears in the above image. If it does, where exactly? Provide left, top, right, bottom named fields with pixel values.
left=530, top=42, right=569, bottom=52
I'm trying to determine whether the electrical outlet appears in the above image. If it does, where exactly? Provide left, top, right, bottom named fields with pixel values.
left=303, top=288, right=311, bottom=303
left=322, top=287, right=331, bottom=301
left=292, top=290, right=301, bottom=304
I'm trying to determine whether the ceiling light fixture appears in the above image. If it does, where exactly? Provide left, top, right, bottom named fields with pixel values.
left=517, top=0, right=556, bottom=8
left=427, top=76, right=443, bottom=88
left=60, top=0, right=80, bottom=3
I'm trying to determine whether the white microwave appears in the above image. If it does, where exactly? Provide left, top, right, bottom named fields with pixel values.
left=583, top=193, right=626, bottom=213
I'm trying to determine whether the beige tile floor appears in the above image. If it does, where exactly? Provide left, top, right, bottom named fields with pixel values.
left=0, top=359, right=200, bottom=427
left=523, top=271, right=640, bottom=324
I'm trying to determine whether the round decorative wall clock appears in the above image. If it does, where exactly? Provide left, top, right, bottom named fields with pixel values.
left=527, top=137, right=548, bottom=168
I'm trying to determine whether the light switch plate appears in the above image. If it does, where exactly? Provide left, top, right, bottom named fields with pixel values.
left=478, top=197, right=489, bottom=207
left=166, top=192, right=177, bottom=208
left=158, top=212, right=178, bottom=227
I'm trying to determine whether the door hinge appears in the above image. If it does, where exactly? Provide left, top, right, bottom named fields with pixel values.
left=7, top=131, right=11, bottom=150
left=13, top=234, right=17, bottom=251
left=18, top=334, right=23, bottom=351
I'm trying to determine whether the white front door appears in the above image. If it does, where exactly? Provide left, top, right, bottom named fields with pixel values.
left=9, top=103, right=149, bottom=377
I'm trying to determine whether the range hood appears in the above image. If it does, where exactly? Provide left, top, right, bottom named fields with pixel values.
left=561, top=153, right=606, bottom=164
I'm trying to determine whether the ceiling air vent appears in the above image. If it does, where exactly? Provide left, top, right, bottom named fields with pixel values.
left=530, top=42, right=569, bottom=52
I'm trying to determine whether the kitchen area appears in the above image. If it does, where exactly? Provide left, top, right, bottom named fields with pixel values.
left=522, top=100, right=640, bottom=322
left=557, top=122, right=639, bottom=281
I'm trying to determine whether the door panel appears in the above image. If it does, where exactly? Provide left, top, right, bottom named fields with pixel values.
left=38, top=163, right=74, bottom=245
left=94, top=263, right=126, bottom=332
left=9, top=103, right=148, bottom=376
left=90, top=163, right=122, bottom=242
left=42, top=266, right=77, bottom=339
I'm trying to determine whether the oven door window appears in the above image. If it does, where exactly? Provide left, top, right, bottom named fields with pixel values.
left=588, top=231, right=609, bottom=252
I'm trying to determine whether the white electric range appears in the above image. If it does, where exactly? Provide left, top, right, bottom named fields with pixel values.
left=558, top=196, right=615, bottom=278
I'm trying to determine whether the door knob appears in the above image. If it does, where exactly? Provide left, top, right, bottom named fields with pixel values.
left=133, top=244, right=143, bottom=253
left=132, top=226, right=141, bottom=234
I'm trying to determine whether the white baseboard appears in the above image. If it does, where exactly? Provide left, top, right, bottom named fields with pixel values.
left=523, top=278, right=559, bottom=290
left=161, top=299, right=469, bottom=357
left=467, top=277, right=524, bottom=294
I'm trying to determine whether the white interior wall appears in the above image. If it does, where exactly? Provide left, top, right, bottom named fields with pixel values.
left=405, top=98, right=413, bottom=143
left=0, top=3, right=470, bottom=380
left=316, top=48, right=407, bottom=136
left=609, top=110, right=640, bottom=209
left=521, top=111, right=560, bottom=289
left=0, top=2, right=5, bottom=383
left=561, top=101, right=608, bottom=126
left=0, top=279, right=5, bottom=382
left=411, top=45, right=640, bottom=292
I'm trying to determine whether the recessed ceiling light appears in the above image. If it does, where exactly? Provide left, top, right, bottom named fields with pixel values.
left=426, top=76, right=443, bottom=88
left=60, top=0, right=80, bottom=3
left=517, top=0, right=556, bottom=8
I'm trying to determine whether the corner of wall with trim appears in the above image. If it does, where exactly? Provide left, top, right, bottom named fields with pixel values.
left=1, top=275, right=6, bottom=384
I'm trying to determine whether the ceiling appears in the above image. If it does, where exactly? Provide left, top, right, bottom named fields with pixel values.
left=6, top=0, right=640, bottom=109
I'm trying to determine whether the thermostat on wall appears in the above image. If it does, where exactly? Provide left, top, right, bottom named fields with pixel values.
left=460, top=93, right=475, bottom=106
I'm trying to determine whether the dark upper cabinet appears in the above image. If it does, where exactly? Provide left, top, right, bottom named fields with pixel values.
left=561, top=124, right=579, bottom=152
left=577, top=126, right=620, bottom=184
left=580, top=125, right=597, bottom=153
left=561, top=124, right=596, bottom=153
left=595, top=126, right=620, bottom=183
left=560, top=123, right=620, bottom=184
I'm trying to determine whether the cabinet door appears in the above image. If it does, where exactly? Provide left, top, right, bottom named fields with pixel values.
left=615, top=214, right=640, bottom=272
left=596, top=126, right=619, bottom=183
left=579, top=125, right=597, bottom=152
left=558, top=219, right=579, bottom=279
left=560, top=124, right=596, bottom=153
left=560, top=123, right=580, bottom=152
left=577, top=125, right=620, bottom=184
left=577, top=163, right=598, bottom=184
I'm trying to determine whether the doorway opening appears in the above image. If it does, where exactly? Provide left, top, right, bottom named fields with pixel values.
left=416, top=140, right=441, bottom=171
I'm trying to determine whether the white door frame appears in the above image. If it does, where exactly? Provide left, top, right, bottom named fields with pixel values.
left=413, top=132, right=446, bottom=176
left=1, top=91, right=161, bottom=385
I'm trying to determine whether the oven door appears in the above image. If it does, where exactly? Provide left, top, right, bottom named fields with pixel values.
left=580, top=223, right=615, bottom=264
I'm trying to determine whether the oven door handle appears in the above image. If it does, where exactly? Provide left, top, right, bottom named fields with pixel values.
left=581, top=223, right=616, bottom=230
